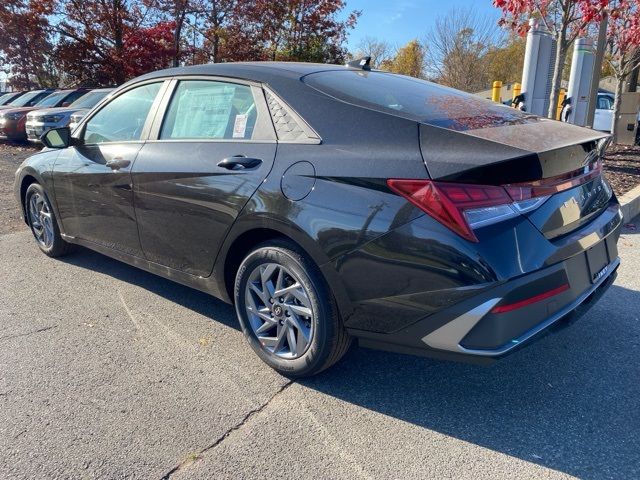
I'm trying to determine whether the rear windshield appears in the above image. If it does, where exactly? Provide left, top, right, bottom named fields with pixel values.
left=70, top=90, right=112, bottom=108
left=8, top=91, right=45, bottom=107
left=303, top=70, right=538, bottom=131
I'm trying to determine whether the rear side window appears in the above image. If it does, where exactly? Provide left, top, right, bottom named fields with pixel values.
left=160, top=80, right=258, bottom=140
left=304, top=70, right=538, bottom=131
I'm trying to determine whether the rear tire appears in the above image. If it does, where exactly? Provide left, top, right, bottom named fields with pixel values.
left=25, top=183, right=75, bottom=258
left=234, top=239, right=351, bottom=377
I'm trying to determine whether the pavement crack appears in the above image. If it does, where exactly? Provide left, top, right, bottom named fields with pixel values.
left=0, top=325, right=58, bottom=342
left=160, top=381, right=293, bottom=480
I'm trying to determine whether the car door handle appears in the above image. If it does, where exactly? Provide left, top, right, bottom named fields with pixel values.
left=217, top=156, right=262, bottom=170
left=106, top=158, right=131, bottom=171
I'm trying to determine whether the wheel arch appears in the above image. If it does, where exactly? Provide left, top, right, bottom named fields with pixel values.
left=18, top=173, right=41, bottom=223
left=213, top=215, right=352, bottom=318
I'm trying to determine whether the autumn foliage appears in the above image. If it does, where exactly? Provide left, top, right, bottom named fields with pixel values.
left=0, top=0, right=359, bottom=88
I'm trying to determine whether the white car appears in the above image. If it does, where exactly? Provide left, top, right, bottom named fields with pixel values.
left=593, top=93, right=614, bottom=132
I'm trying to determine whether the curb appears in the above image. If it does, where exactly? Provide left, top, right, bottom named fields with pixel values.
left=619, top=183, right=640, bottom=222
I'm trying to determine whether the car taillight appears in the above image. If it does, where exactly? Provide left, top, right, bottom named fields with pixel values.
left=388, top=160, right=603, bottom=242
left=387, top=179, right=551, bottom=242
left=504, top=159, right=602, bottom=201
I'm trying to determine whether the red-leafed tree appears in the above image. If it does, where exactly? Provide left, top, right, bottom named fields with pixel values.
left=604, top=1, right=640, bottom=138
left=123, top=21, right=177, bottom=77
left=0, top=0, right=58, bottom=88
left=54, top=0, right=178, bottom=85
left=493, top=0, right=606, bottom=118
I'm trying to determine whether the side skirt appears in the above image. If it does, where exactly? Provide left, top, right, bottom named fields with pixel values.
left=62, top=234, right=227, bottom=301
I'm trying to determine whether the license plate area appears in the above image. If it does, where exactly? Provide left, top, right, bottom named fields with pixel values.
left=586, top=238, right=615, bottom=284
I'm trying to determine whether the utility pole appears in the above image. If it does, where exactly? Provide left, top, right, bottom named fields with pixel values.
left=586, top=12, right=608, bottom=128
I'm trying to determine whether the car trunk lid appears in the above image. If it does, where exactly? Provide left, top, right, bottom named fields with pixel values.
left=419, top=118, right=612, bottom=240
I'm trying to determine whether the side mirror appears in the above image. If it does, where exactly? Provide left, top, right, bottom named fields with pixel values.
left=41, top=126, right=71, bottom=149
left=62, top=101, right=71, bottom=107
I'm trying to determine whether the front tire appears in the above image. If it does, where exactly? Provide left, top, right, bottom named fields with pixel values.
left=234, top=240, right=351, bottom=377
left=25, top=183, right=75, bottom=257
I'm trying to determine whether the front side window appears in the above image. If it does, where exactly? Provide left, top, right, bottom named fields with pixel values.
left=160, top=80, right=258, bottom=140
left=84, top=83, right=162, bottom=144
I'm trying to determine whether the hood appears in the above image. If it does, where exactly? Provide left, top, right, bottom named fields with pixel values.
left=0, top=106, right=38, bottom=116
left=28, top=106, right=79, bottom=117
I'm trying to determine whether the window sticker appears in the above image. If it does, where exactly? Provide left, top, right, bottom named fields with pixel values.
left=170, top=84, right=236, bottom=139
left=233, top=114, right=248, bottom=138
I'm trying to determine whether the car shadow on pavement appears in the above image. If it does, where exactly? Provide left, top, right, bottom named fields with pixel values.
left=301, top=284, right=640, bottom=479
left=60, top=246, right=240, bottom=331
left=61, top=246, right=638, bottom=478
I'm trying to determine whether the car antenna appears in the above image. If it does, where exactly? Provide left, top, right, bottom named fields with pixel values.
left=345, top=56, right=371, bottom=71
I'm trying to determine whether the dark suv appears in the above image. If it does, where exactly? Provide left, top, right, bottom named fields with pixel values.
left=15, top=62, right=621, bottom=377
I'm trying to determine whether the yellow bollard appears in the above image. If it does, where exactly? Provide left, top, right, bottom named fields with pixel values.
left=513, top=82, right=521, bottom=100
left=492, top=81, right=502, bottom=103
left=556, top=88, right=566, bottom=120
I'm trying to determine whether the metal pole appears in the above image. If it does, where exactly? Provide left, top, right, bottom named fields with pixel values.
left=586, top=13, right=608, bottom=128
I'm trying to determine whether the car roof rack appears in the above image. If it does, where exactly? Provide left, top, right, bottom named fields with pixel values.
left=345, top=56, right=371, bottom=71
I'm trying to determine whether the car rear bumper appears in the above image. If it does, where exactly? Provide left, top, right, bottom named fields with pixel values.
left=355, top=254, right=618, bottom=363
left=349, top=206, right=622, bottom=363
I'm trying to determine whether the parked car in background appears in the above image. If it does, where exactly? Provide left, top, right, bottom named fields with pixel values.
left=14, top=62, right=621, bottom=377
left=26, top=88, right=114, bottom=142
left=0, top=88, right=88, bottom=142
left=0, top=89, right=55, bottom=111
left=593, top=92, right=614, bottom=132
left=0, top=91, right=26, bottom=107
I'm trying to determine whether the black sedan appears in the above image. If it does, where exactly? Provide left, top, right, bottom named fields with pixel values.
left=14, top=61, right=622, bottom=377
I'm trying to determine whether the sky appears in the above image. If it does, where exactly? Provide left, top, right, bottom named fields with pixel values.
left=344, top=0, right=502, bottom=52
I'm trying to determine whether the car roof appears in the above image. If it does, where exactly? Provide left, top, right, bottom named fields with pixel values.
left=131, top=62, right=352, bottom=85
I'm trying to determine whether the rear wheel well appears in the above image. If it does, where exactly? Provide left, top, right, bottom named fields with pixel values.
left=20, top=175, right=39, bottom=221
left=224, top=228, right=303, bottom=303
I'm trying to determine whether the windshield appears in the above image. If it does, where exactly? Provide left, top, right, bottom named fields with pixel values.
left=35, top=91, right=69, bottom=108
left=304, top=70, right=539, bottom=131
left=70, top=90, right=111, bottom=109
left=0, top=93, right=17, bottom=105
left=8, top=91, right=44, bottom=107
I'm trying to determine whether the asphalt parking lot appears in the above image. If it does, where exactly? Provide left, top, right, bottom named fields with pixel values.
left=1, top=146, right=639, bottom=479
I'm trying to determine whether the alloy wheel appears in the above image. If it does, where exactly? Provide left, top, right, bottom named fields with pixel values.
left=28, top=192, right=54, bottom=249
left=244, top=263, right=314, bottom=359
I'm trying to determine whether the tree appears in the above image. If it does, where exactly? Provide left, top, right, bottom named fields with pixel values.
left=145, top=0, right=195, bottom=67
left=485, top=36, right=526, bottom=84
left=384, top=40, right=426, bottom=78
left=232, top=0, right=360, bottom=63
left=493, top=0, right=605, bottom=118
left=354, top=36, right=393, bottom=68
left=0, top=0, right=58, bottom=88
left=53, top=0, right=178, bottom=85
left=424, top=8, right=501, bottom=92
left=605, top=1, right=640, bottom=139
left=122, top=21, right=177, bottom=77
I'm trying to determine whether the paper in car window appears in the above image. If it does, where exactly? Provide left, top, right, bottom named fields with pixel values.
left=233, top=114, right=248, bottom=138
left=171, top=84, right=236, bottom=138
